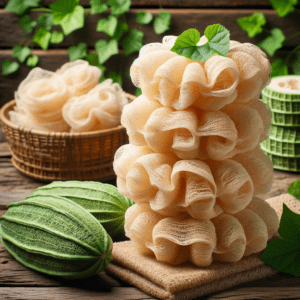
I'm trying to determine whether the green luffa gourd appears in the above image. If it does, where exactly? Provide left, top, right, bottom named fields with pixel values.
left=0, top=195, right=113, bottom=279
left=32, top=181, right=135, bottom=238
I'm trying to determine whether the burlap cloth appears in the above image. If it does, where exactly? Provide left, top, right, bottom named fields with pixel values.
left=105, top=194, right=300, bottom=300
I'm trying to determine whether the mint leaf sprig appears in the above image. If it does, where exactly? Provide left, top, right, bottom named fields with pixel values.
left=260, top=180, right=300, bottom=277
left=170, top=24, right=230, bottom=62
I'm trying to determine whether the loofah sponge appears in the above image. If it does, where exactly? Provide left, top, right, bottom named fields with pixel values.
left=56, top=60, right=102, bottom=97
left=130, top=37, right=271, bottom=111
left=124, top=197, right=279, bottom=267
left=62, top=79, right=128, bottom=132
left=121, top=96, right=271, bottom=161
left=113, top=144, right=267, bottom=219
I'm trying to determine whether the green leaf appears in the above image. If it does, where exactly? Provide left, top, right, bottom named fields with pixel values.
left=2, top=59, right=19, bottom=75
left=90, top=0, right=108, bottom=14
left=291, top=53, right=300, bottom=75
left=50, top=31, right=64, bottom=44
left=112, top=21, right=129, bottom=40
left=269, top=0, right=297, bottom=17
left=50, top=0, right=85, bottom=35
left=271, top=58, right=289, bottom=77
left=108, top=71, right=122, bottom=86
left=171, top=25, right=230, bottom=62
left=135, top=87, right=142, bottom=97
left=153, top=11, right=171, bottom=35
left=108, top=0, right=131, bottom=15
left=260, top=204, right=300, bottom=277
left=12, top=45, right=31, bottom=63
left=236, top=12, right=266, bottom=38
left=122, top=29, right=144, bottom=56
left=87, top=52, right=100, bottom=66
left=258, top=28, right=285, bottom=57
left=33, top=27, right=51, bottom=50
left=26, top=55, right=39, bottom=67
left=37, top=14, right=54, bottom=31
left=136, top=12, right=153, bottom=25
left=288, top=180, right=300, bottom=201
left=5, top=0, right=40, bottom=16
left=95, top=39, right=119, bottom=64
left=96, top=15, right=118, bottom=37
left=68, top=43, right=88, bottom=61
left=18, top=15, right=37, bottom=34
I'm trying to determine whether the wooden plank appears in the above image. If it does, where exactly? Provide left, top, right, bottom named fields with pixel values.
left=0, top=142, right=10, bottom=157
left=0, top=287, right=154, bottom=299
left=0, top=210, right=5, bottom=216
left=1, top=9, right=300, bottom=48
left=0, top=0, right=275, bottom=8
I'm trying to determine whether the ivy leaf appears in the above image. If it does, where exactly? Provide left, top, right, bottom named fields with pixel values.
left=136, top=12, right=153, bottom=25
left=68, top=43, right=88, bottom=61
left=269, top=0, right=298, bottom=17
left=258, top=28, right=285, bottom=57
left=90, top=0, right=108, bottom=14
left=12, top=45, right=31, bottom=63
left=291, top=53, right=300, bottom=75
left=37, top=14, right=54, bottom=31
left=96, top=15, right=118, bottom=37
left=108, top=71, right=122, bottom=86
left=171, top=25, right=230, bottom=62
left=18, top=15, right=37, bottom=34
left=236, top=12, right=266, bottom=38
left=135, top=87, right=142, bottom=97
left=26, top=55, right=39, bottom=67
left=95, top=39, right=119, bottom=64
left=288, top=180, right=300, bottom=201
left=271, top=58, right=289, bottom=77
left=86, top=52, right=106, bottom=77
left=261, top=203, right=300, bottom=277
left=5, top=0, right=40, bottom=16
left=51, top=31, right=64, bottom=44
left=112, top=21, right=129, bottom=40
left=2, top=59, right=19, bottom=75
left=108, top=0, right=131, bottom=16
left=153, top=11, right=171, bottom=35
left=33, top=27, right=51, bottom=50
left=50, top=0, right=85, bottom=36
left=122, top=29, right=144, bottom=56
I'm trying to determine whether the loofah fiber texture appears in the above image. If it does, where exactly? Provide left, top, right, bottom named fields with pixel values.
left=113, top=144, right=273, bottom=219
left=121, top=95, right=271, bottom=160
left=130, top=36, right=271, bottom=111
left=62, top=79, right=128, bottom=132
left=105, top=194, right=299, bottom=300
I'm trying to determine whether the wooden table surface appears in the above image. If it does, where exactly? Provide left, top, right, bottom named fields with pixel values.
left=1, top=127, right=300, bottom=300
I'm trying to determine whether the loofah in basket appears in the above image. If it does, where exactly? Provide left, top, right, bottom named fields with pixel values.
left=0, top=93, right=136, bottom=182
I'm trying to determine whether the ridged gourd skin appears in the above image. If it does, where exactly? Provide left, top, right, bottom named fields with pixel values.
left=0, top=195, right=113, bottom=279
left=32, top=181, right=135, bottom=238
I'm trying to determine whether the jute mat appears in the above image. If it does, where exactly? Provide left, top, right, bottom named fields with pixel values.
left=105, top=194, right=299, bottom=300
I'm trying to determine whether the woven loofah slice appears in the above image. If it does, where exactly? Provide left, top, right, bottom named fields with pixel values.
left=62, top=79, right=128, bottom=132
left=113, top=144, right=259, bottom=219
left=121, top=96, right=270, bottom=161
left=124, top=197, right=279, bottom=267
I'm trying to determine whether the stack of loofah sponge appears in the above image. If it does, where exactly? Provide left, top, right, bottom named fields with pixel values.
left=113, top=35, right=280, bottom=267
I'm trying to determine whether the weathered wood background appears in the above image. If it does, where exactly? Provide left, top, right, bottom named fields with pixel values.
left=1, top=0, right=300, bottom=108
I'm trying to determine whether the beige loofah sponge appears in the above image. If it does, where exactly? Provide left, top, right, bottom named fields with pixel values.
left=121, top=95, right=271, bottom=161
left=130, top=37, right=271, bottom=111
left=62, top=79, right=128, bottom=132
left=124, top=197, right=279, bottom=267
left=113, top=144, right=274, bottom=219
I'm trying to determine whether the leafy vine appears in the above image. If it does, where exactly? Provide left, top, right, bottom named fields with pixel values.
left=2, top=0, right=171, bottom=95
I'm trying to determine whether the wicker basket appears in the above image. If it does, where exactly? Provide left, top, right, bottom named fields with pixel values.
left=0, top=93, right=136, bottom=182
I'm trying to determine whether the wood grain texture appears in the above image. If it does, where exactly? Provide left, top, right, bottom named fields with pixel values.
left=1, top=9, right=300, bottom=48
left=0, top=0, right=275, bottom=8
